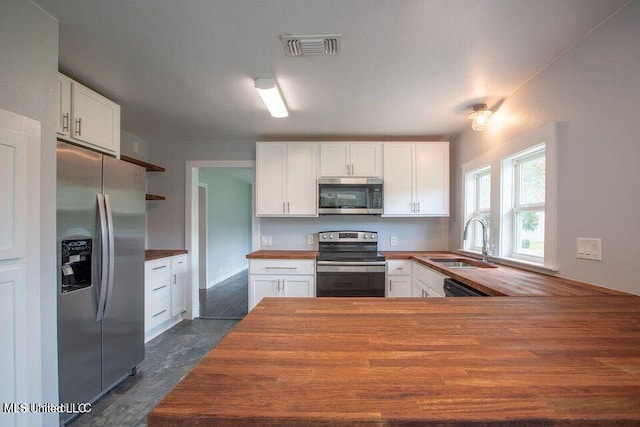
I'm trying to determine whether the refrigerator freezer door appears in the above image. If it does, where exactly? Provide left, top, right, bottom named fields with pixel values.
left=101, top=155, right=145, bottom=388
left=56, top=141, right=103, bottom=406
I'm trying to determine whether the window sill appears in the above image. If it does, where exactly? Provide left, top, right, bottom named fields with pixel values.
left=457, top=249, right=559, bottom=274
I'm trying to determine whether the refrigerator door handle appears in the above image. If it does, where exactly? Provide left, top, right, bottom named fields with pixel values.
left=96, top=193, right=109, bottom=321
left=103, top=193, right=116, bottom=318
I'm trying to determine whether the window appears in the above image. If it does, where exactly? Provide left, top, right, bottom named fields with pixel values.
left=463, top=166, right=491, bottom=253
left=513, top=147, right=545, bottom=260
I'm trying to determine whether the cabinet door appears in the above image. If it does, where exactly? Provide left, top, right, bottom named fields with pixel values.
left=387, top=276, right=412, bottom=297
left=57, top=73, right=71, bottom=137
left=170, top=268, right=187, bottom=316
left=319, top=143, right=349, bottom=177
left=249, top=275, right=280, bottom=310
left=256, top=143, right=286, bottom=216
left=286, top=143, right=317, bottom=216
left=415, top=142, right=449, bottom=216
left=412, top=278, right=430, bottom=298
left=383, top=144, right=414, bottom=215
left=71, top=82, right=120, bottom=155
left=350, top=143, right=382, bottom=177
left=282, top=275, right=315, bottom=298
left=0, top=126, right=27, bottom=260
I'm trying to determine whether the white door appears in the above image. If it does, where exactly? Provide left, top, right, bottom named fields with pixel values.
left=415, top=142, right=449, bottom=216
left=256, top=143, right=286, bottom=215
left=350, top=143, right=382, bottom=177
left=388, top=276, right=412, bottom=297
left=383, top=144, right=414, bottom=215
left=0, top=108, right=36, bottom=427
left=319, top=143, right=349, bottom=177
left=282, top=276, right=315, bottom=298
left=71, top=82, right=119, bottom=154
left=249, top=276, right=280, bottom=310
left=286, top=143, right=317, bottom=216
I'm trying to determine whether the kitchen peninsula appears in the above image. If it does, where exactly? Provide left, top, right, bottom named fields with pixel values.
left=149, top=296, right=640, bottom=426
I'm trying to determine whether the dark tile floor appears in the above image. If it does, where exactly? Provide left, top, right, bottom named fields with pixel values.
left=199, top=269, right=248, bottom=319
left=68, top=319, right=239, bottom=427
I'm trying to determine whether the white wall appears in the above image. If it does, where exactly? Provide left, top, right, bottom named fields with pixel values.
left=120, top=129, right=150, bottom=161
left=147, top=140, right=255, bottom=249
left=0, top=0, right=59, bottom=424
left=199, top=168, right=252, bottom=286
left=449, top=1, right=640, bottom=295
left=260, top=217, right=449, bottom=251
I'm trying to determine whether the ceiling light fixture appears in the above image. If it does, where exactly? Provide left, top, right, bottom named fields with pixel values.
left=254, top=78, right=288, bottom=118
left=469, top=103, right=493, bottom=131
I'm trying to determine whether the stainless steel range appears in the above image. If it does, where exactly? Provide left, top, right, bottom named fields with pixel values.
left=316, top=231, right=386, bottom=297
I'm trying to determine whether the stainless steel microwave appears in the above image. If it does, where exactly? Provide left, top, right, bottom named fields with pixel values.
left=318, top=178, right=383, bottom=215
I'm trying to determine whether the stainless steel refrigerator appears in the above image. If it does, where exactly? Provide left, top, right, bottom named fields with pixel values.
left=56, top=141, right=145, bottom=423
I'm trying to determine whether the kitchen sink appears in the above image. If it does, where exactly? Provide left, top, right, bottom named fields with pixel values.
left=428, top=258, right=497, bottom=269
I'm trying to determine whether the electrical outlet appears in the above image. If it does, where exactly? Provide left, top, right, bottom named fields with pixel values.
left=261, top=235, right=272, bottom=247
left=390, top=235, right=398, bottom=246
left=576, top=237, right=601, bottom=261
left=307, top=234, right=314, bottom=245
left=133, top=141, right=139, bottom=153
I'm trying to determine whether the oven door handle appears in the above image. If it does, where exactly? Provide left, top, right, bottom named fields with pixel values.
left=316, top=261, right=387, bottom=266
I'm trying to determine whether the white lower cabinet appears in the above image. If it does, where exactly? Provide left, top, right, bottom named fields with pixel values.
left=412, top=262, right=448, bottom=298
left=248, top=259, right=315, bottom=311
left=145, top=254, right=188, bottom=342
left=386, top=260, right=413, bottom=297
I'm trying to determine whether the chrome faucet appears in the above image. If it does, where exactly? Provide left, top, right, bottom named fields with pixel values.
left=463, top=217, right=490, bottom=263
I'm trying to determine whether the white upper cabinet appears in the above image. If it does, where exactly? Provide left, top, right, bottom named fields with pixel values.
left=383, top=142, right=449, bottom=217
left=58, top=73, right=121, bottom=157
left=256, top=142, right=317, bottom=217
left=319, top=142, right=382, bottom=177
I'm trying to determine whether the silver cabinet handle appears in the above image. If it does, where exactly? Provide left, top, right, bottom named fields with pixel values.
left=173, top=274, right=176, bottom=284
left=62, top=113, right=69, bottom=132
left=152, top=309, right=167, bottom=318
left=283, top=201, right=286, bottom=214
left=351, top=163, right=354, bottom=175
left=152, top=265, right=167, bottom=271
left=287, top=201, right=290, bottom=213
left=152, top=285, right=168, bottom=292
left=75, top=117, right=82, bottom=136
left=265, top=266, right=298, bottom=270
left=417, top=202, right=420, bottom=212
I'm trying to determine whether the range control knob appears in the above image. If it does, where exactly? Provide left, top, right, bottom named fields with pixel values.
left=363, top=234, right=369, bottom=239
left=370, top=234, right=376, bottom=240
left=322, top=235, right=327, bottom=240
left=329, top=234, right=334, bottom=239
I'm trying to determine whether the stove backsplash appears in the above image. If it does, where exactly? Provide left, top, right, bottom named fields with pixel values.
left=259, top=217, right=449, bottom=251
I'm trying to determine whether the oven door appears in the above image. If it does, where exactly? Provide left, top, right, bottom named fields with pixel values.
left=316, top=263, right=385, bottom=297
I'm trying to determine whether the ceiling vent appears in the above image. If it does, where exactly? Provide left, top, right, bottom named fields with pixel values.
left=280, top=35, right=341, bottom=57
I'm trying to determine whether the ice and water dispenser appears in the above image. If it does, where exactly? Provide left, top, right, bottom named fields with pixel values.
left=61, top=239, right=92, bottom=293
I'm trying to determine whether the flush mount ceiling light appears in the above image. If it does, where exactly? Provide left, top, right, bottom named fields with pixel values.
left=469, top=103, right=493, bottom=131
left=254, top=78, right=288, bottom=118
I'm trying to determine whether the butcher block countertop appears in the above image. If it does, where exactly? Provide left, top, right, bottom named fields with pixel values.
left=383, top=251, right=627, bottom=297
left=145, top=249, right=188, bottom=261
left=149, top=297, right=640, bottom=426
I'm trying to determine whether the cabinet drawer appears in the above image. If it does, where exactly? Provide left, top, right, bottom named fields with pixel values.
left=171, top=254, right=187, bottom=271
left=146, top=296, right=171, bottom=330
left=387, top=260, right=412, bottom=276
left=145, top=258, right=171, bottom=277
left=249, top=259, right=315, bottom=275
left=146, top=274, right=170, bottom=303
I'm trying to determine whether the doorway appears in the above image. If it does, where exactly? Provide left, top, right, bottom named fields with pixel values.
left=185, top=161, right=257, bottom=321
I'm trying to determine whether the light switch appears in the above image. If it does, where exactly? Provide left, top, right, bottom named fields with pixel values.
left=261, top=235, right=272, bottom=247
left=390, top=235, right=398, bottom=246
left=307, top=234, right=314, bottom=245
left=576, top=237, right=601, bottom=261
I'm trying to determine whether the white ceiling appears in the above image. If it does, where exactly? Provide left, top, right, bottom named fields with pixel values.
left=35, top=0, right=629, bottom=142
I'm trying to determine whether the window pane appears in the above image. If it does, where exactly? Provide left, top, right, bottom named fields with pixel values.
left=516, top=210, right=545, bottom=257
left=519, top=155, right=545, bottom=205
left=477, top=173, right=490, bottom=210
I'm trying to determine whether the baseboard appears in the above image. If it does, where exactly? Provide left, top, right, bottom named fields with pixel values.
left=207, top=265, right=248, bottom=289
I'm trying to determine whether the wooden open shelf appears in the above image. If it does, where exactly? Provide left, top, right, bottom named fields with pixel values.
left=146, top=194, right=166, bottom=201
left=121, top=155, right=166, bottom=172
